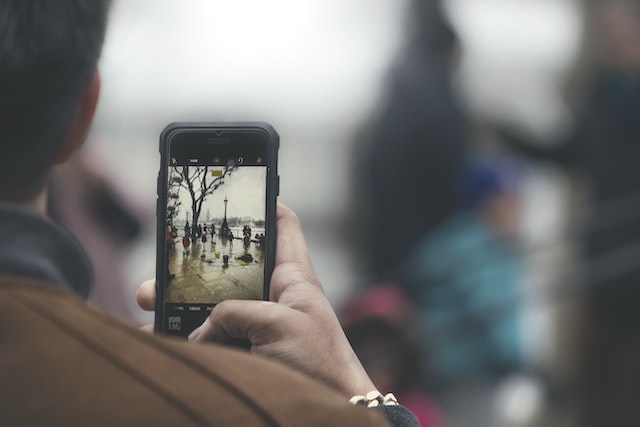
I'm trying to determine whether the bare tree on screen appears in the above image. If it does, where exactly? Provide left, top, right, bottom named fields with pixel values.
left=168, top=165, right=237, bottom=232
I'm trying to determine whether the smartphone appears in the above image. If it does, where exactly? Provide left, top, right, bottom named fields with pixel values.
left=155, top=122, right=279, bottom=337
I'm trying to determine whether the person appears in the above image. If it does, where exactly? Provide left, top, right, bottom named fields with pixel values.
left=350, top=0, right=468, bottom=283
left=166, top=226, right=175, bottom=249
left=182, top=232, right=191, bottom=255
left=339, top=284, right=448, bottom=427
left=0, top=2, right=419, bottom=426
left=403, top=154, right=525, bottom=386
left=498, top=2, right=640, bottom=424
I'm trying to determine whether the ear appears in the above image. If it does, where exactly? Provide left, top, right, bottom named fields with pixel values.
left=55, top=69, right=101, bottom=164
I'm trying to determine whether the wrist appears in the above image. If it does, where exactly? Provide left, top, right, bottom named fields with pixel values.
left=337, top=347, right=379, bottom=397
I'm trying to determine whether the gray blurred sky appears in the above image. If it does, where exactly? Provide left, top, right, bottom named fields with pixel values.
left=92, top=0, right=580, bottom=219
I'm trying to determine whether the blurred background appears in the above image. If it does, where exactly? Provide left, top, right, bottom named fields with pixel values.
left=52, top=0, right=640, bottom=426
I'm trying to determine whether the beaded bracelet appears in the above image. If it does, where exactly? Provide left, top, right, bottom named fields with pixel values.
left=349, top=391, right=399, bottom=408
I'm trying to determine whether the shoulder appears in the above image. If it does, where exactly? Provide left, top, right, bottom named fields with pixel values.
left=0, top=276, right=389, bottom=427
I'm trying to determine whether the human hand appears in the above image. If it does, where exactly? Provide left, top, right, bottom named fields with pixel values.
left=136, top=203, right=377, bottom=398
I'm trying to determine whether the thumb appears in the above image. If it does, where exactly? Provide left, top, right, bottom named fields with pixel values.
left=189, top=299, right=292, bottom=344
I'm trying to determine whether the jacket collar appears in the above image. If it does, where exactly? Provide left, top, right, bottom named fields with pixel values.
left=0, top=202, right=93, bottom=297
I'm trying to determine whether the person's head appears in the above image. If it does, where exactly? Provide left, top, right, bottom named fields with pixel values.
left=458, top=154, right=522, bottom=238
left=411, top=0, right=459, bottom=64
left=0, top=0, right=111, bottom=203
left=597, top=0, right=640, bottom=72
left=339, top=285, right=427, bottom=393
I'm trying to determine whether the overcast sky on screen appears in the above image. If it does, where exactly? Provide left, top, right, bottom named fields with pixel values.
left=174, top=166, right=266, bottom=222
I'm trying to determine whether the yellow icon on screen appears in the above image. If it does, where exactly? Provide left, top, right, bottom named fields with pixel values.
left=211, top=169, right=223, bottom=177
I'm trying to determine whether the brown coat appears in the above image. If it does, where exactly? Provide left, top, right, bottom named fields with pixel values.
left=0, top=275, right=389, bottom=427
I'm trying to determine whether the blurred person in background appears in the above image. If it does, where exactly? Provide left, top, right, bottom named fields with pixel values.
left=350, top=0, right=468, bottom=284
left=340, top=284, right=447, bottom=427
left=48, top=155, right=143, bottom=322
left=499, top=1, right=640, bottom=425
left=400, top=152, right=526, bottom=427
left=350, top=1, right=530, bottom=424
left=403, top=153, right=524, bottom=383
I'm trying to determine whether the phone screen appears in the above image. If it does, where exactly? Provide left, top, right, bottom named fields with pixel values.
left=157, top=125, right=277, bottom=337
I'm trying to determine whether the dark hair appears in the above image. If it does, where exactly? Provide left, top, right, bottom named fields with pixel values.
left=0, top=0, right=111, bottom=201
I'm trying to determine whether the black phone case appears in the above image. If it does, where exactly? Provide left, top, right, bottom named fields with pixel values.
left=154, top=122, right=279, bottom=335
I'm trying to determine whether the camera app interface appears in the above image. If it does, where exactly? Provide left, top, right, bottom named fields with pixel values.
left=162, top=136, right=268, bottom=336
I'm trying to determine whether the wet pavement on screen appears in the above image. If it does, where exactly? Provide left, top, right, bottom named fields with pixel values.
left=166, top=236, right=264, bottom=303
